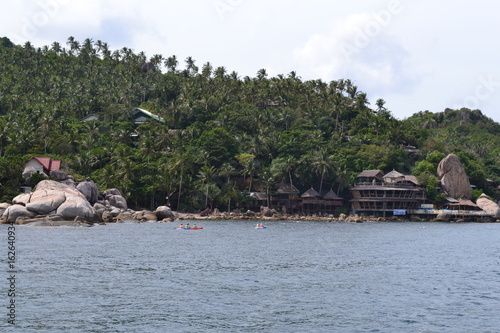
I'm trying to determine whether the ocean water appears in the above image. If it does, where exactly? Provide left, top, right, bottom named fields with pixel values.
left=2, top=220, right=500, bottom=332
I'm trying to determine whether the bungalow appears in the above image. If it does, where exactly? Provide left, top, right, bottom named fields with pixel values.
left=300, top=187, right=322, bottom=214
left=21, top=157, right=62, bottom=193
left=323, top=188, right=344, bottom=209
left=132, top=108, right=165, bottom=124
left=80, top=114, right=99, bottom=122
left=276, top=183, right=300, bottom=213
left=25, top=157, right=61, bottom=177
left=298, top=187, right=344, bottom=215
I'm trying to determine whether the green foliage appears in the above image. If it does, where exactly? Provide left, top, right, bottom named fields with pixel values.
left=1, top=37, right=500, bottom=210
left=471, top=189, right=483, bottom=201
left=424, top=175, right=440, bottom=201
left=29, top=173, right=48, bottom=187
left=434, top=193, right=446, bottom=204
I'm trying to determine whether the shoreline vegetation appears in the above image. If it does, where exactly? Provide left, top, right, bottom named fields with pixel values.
left=1, top=37, right=500, bottom=217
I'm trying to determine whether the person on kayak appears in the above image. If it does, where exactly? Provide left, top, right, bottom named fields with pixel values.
left=186, top=223, right=190, bottom=228
left=179, top=224, right=184, bottom=228
left=192, top=224, right=197, bottom=229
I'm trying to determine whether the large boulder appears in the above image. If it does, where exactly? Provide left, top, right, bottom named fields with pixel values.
left=132, top=210, right=158, bottom=222
left=22, top=166, right=37, bottom=180
left=154, top=206, right=175, bottom=221
left=476, top=193, right=500, bottom=218
left=437, top=154, right=472, bottom=199
left=56, top=196, right=97, bottom=221
left=26, top=192, right=66, bottom=214
left=13, top=193, right=32, bottom=205
left=101, top=188, right=128, bottom=210
left=77, top=180, right=99, bottom=205
left=0, top=203, right=10, bottom=217
left=260, top=206, right=277, bottom=217
left=108, top=195, right=127, bottom=210
left=35, top=180, right=84, bottom=197
left=433, top=211, right=452, bottom=222
left=49, top=169, right=69, bottom=181
left=101, top=188, right=122, bottom=197
left=2, top=204, right=36, bottom=223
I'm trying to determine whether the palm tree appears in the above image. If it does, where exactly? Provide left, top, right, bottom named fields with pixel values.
left=258, top=166, right=275, bottom=208
left=271, top=156, right=296, bottom=191
left=219, top=163, right=236, bottom=211
left=171, top=149, right=193, bottom=211
left=310, top=148, right=333, bottom=194
left=67, top=36, right=80, bottom=55
left=236, top=153, right=256, bottom=192
left=335, top=162, right=350, bottom=196
left=165, top=55, right=178, bottom=73
left=50, top=41, right=62, bottom=54
left=185, top=56, right=198, bottom=76
left=197, top=165, right=217, bottom=208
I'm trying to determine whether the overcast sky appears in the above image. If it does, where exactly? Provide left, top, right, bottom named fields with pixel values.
left=2, top=0, right=500, bottom=123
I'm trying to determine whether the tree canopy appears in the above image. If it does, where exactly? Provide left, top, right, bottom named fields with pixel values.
left=1, top=37, right=499, bottom=208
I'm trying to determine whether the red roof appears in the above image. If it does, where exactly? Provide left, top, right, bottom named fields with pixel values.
left=31, top=157, right=61, bottom=172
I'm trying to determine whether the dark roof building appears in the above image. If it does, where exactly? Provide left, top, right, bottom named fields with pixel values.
left=132, top=108, right=165, bottom=124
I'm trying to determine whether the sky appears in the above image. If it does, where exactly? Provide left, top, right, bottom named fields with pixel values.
left=2, top=0, right=500, bottom=123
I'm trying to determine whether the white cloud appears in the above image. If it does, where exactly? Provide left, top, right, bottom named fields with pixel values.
left=291, top=10, right=419, bottom=98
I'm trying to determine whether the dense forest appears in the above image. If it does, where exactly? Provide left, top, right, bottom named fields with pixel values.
left=1, top=36, right=500, bottom=212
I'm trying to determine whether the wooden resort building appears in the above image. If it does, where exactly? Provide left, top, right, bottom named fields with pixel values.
left=349, top=170, right=425, bottom=217
left=299, top=187, right=322, bottom=214
left=276, top=184, right=300, bottom=213
left=298, top=187, right=344, bottom=215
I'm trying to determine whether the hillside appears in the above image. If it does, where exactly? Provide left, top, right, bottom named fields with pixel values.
left=1, top=36, right=499, bottom=210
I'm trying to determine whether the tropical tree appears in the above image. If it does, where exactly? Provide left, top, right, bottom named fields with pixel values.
left=310, top=148, right=334, bottom=194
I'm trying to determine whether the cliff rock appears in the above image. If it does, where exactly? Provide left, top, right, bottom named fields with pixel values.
left=437, top=154, right=472, bottom=199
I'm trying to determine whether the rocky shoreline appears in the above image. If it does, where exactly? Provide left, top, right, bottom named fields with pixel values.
left=2, top=180, right=499, bottom=227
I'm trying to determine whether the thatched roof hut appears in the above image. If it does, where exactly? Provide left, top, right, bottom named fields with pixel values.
left=383, top=170, right=405, bottom=184
left=277, top=184, right=299, bottom=194
left=301, top=187, right=321, bottom=198
left=356, top=170, right=384, bottom=184
left=323, top=189, right=343, bottom=201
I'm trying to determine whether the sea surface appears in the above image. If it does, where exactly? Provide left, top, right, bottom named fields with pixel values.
left=2, top=220, right=500, bottom=332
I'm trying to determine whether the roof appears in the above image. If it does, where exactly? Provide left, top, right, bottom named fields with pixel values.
left=357, top=170, right=384, bottom=179
left=249, top=192, right=267, bottom=200
left=80, top=114, right=99, bottom=122
left=402, top=175, right=420, bottom=185
left=383, top=170, right=404, bottom=179
left=277, top=184, right=299, bottom=194
left=446, top=197, right=477, bottom=207
left=323, top=189, right=343, bottom=200
left=29, top=157, right=61, bottom=172
left=132, top=108, right=165, bottom=123
left=301, top=187, right=321, bottom=198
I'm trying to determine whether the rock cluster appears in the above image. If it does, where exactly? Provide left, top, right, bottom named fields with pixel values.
left=2, top=180, right=98, bottom=224
left=1, top=180, right=176, bottom=225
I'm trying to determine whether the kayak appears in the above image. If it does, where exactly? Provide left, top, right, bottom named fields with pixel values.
left=177, top=227, right=204, bottom=230
left=255, top=226, right=267, bottom=229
